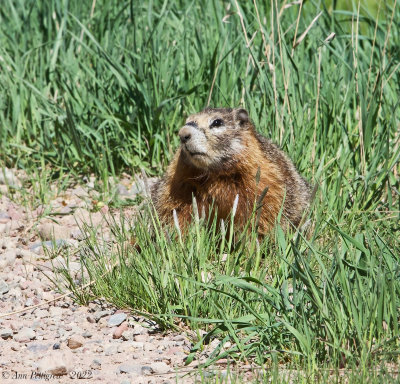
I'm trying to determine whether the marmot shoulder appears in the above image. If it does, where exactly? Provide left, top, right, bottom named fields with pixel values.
left=152, top=107, right=311, bottom=234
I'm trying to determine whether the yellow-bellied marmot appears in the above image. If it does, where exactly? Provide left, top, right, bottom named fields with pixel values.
left=152, top=108, right=311, bottom=234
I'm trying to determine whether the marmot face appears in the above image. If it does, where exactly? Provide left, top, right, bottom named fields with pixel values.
left=178, top=107, right=250, bottom=171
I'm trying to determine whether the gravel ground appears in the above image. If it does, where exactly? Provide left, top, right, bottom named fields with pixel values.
left=0, top=169, right=203, bottom=384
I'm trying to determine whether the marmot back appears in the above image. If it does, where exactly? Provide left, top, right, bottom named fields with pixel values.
left=152, top=107, right=311, bottom=234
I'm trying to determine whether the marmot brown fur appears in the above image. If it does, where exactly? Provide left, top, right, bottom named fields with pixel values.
left=151, top=108, right=311, bottom=234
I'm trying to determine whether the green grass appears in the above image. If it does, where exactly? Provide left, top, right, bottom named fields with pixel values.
left=1, top=0, right=399, bottom=382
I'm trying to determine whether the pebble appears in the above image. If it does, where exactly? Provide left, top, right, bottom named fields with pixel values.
left=94, top=310, right=112, bottom=322
left=0, top=211, right=11, bottom=222
left=37, top=350, right=73, bottom=376
left=49, top=306, right=63, bottom=317
left=90, top=359, right=102, bottom=369
left=108, top=312, right=127, bottom=327
left=0, top=328, right=13, bottom=339
left=27, top=343, right=49, bottom=353
left=113, top=322, right=129, bottom=339
left=30, top=240, right=68, bottom=254
left=67, top=335, right=84, bottom=349
left=134, top=334, right=149, bottom=342
left=121, top=329, right=135, bottom=341
left=24, top=298, right=34, bottom=307
left=82, top=331, right=92, bottom=338
left=118, top=364, right=143, bottom=375
left=142, top=366, right=153, bottom=375
left=14, top=327, right=36, bottom=342
left=38, top=223, right=71, bottom=240
left=105, top=345, right=118, bottom=356
left=0, top=278, right=9, bottom=294
left=150, top=362, right=170, bottom=375
left=53, top=342, right=61, bottom=350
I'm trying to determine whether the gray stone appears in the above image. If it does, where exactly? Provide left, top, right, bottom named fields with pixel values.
left=121, top=329, right=135, bottom=341
left=108, top=313, right=127, bottom=327
left=94, top=310, right=112, bottom=322
left=118, top=364, right=143, bottom=375
left=0, top=212, right=11, bottom=221
left=0, top=278, right=9, bottom=294
left=0, top=328, right=13, bottom=339
left=105, top=345, right=118, bottom=356
left=27, top=343, right=49, bottom=353
left=150, top=362, right=170, bottom=375
left=30, top=240, right=68, bottom=254
left=141, top=366, right=153, bottom=375
left=90, top=359, right=101, bottom=370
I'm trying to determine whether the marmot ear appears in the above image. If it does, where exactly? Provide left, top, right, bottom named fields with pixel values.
left=236, top=108, right=249, bottom=125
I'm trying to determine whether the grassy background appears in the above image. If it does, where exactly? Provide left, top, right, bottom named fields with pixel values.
left=1, top=0, right=400, bottom=381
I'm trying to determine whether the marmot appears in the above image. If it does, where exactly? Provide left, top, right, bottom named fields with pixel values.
left=152, top=108, right=311, bottom=234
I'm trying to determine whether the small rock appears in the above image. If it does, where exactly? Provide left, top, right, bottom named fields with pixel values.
left=132, top=324, right=149, bottom=335
left=38, top=223, right=71, bottom=240
left=0, top=328, right=13, bottom=339
left=105, top=345, right=118, bottom=356
left=27, top=343, right=49, bottom=353
left=141, top=366, right=153, bottom=375
left=42, top=291, right=54, bottom=301
left=49, top=306, right=63, bottom=317
left=35, top=309, right=49, bottom=318
left=144, top=343, right=156, bottom=352
left=86, top=314, right=96, bottom=323
left=134, top=334, right=149, bottom=342
left=15, top=327, right=36, bottom=342
left=67, top=335, right=85, bottom=349
left=71, top=229, right=85, bottom=240
left=113, top=322, right=129, bottom=339
left=82, top=331, right=92, bottom=338
left=90, top=359, right=102, bottom=370
left=150, top=362, right=170, bottom=375
left=108, top=312, right=127, bottom=327
left=30, top=240, right=68, bottom=255
left=172, top=335, right=186, bottom=341
left=37, top=350, right=73, bottom=376
left=94, top=310, right=112, bottom=322
left=121, top=329, right=135, bottom=341
left=0, top=211, right=11, bottom=223
left=0, top=278, right=9, bottom=294
left=130, top=341, right=144, bottom=350
left=25, top=298, right=34, bottom=307
left=53, top=343, right=61, bottom=350
left=118, top=364, right=143, bottom=375
left=0, top=249, right=17, bottom=269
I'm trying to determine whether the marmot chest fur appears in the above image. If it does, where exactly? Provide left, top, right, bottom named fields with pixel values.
left=152, top=107, right=311, bottom=234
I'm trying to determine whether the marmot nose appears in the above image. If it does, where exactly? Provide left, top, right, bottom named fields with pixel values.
left=179, top=126, right=192, bottom=144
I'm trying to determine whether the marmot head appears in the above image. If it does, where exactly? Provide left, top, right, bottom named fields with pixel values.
left=178, top=107, right=251, bottom=171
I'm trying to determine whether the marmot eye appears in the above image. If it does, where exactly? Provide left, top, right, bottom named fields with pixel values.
left=210, top=119, right=224, bottom=128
